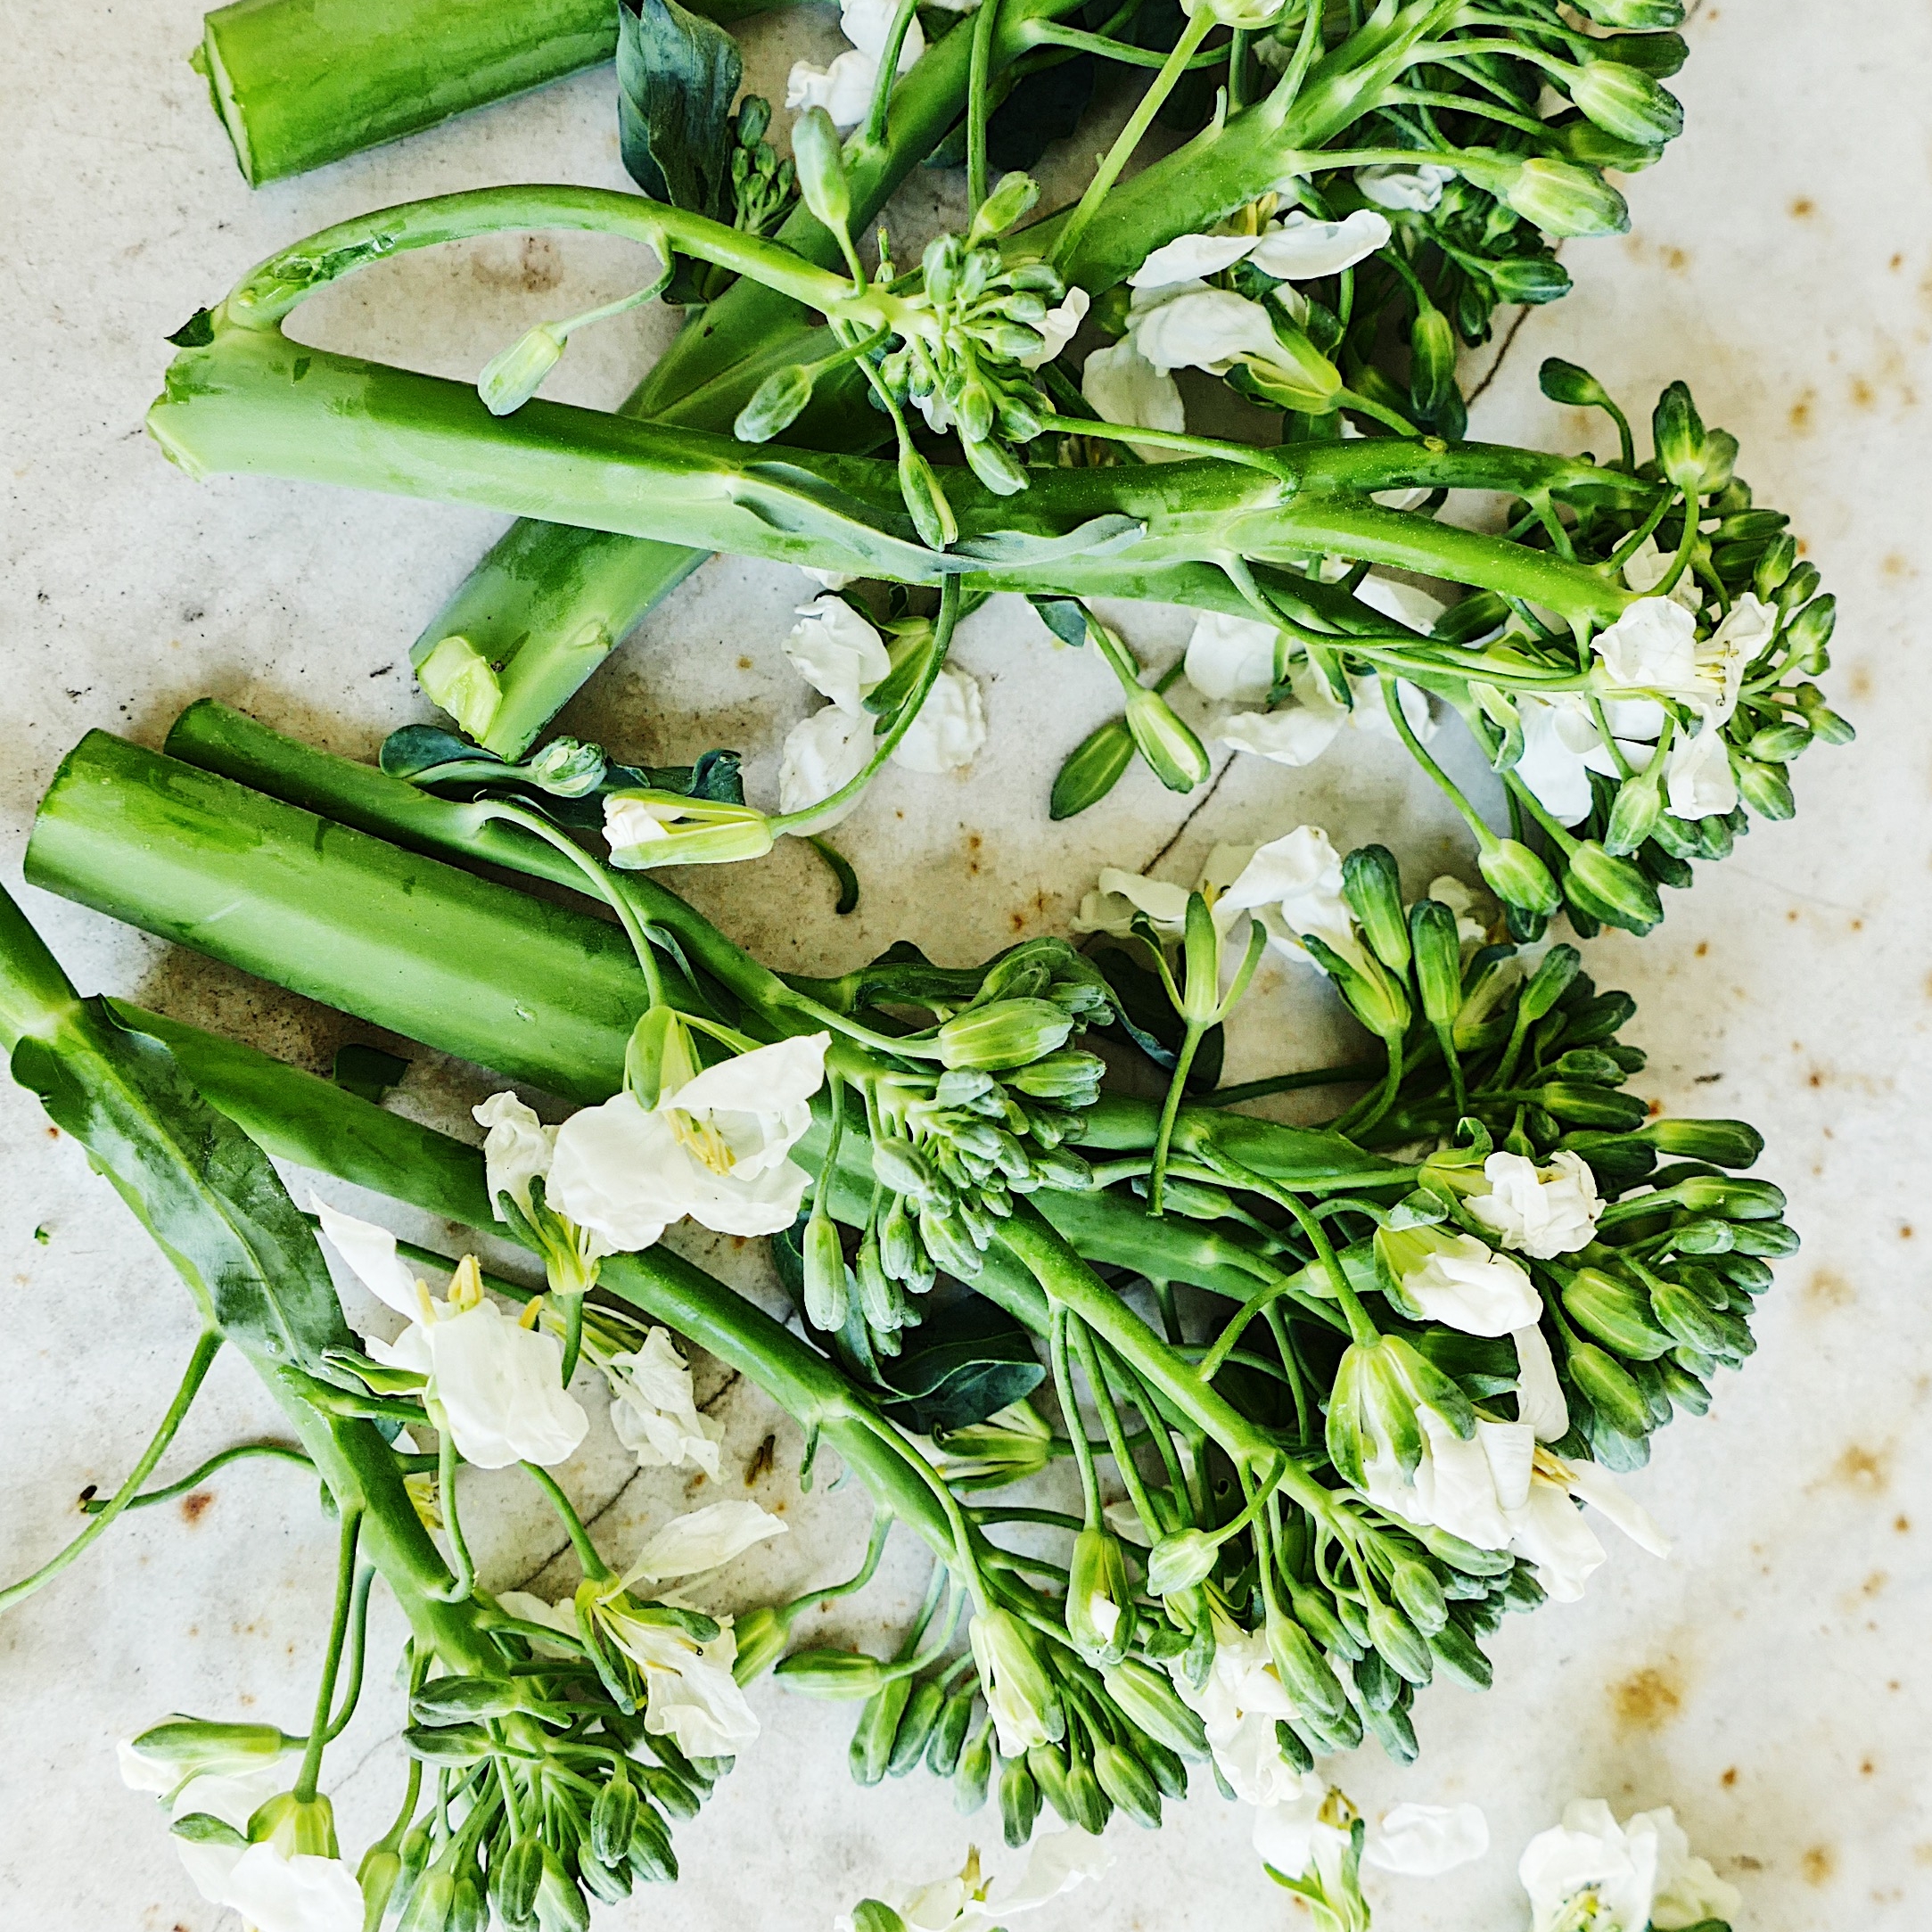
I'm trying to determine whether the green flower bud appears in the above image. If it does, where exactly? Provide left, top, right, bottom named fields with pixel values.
left=1341, top=845, right=1410, bottom=973
left=887, top=1680, right=947, bottom=1775
left=1650, top=379, right=1706, bottom=491
left=1049, top=713, right=1134, bottom=820
left=1240, top=321, right=1344, bottom=414
left=1605, top=757, right=1665, bottom=856
left=1735, top=756, right=1795, bottom=819
left=939, top=998, right=1075, bottom=1071
left=956, top=376, right=996, bottom=445
left=1366, top=1593, right=1435, bottom=1685
left=1530, top=1081, right=1648, bottom=1130
left=478, top=324, right=565, bottom=416
left=972, top=1607, right=1063, bottom=1752
left=1649, top=1277, right=1734, bottom=1357
left=1409, top=304, right=1458, bottom=419
left=1785, top=594, right=1836, bottom=670
left=1266, top=1605, right=1352, bottom=1728
left=1483, top=253, right=1575, bottom=303
left=416, top=634, right=503, bottom=744
left=1548, top=120, right=1662, bottom=176
left=791, top=107, right=851, bottom=236
left=1569, top=1343, right=1654, bottom=1438
left=729, top=1604, right=793, bottom=1683
left=360, top=1846, right=405, bottom=1928
left=590, top=1768, right=639, bottom=1867
left=1146, top=1529, right=1218, bottom=1598
left=1575, top=0, right=1683, bottom=25
left=1409, top=898, right=1463, bottom=1030
left=1794, top=684, right=1854, bottom=745
left=775, top=1648, right=891, bottom=1699
left=1427, top=1615, right=1493, bottom=1689
left=803, top=1213, right=850, bottom=1331
left=1564, top=841, right=1663, bottom=934
left=1570, top=60, right=1683, bottom=146
left=1326, top=1334, right=1475, bottom=1488
left=925, top=1685, right=975, bottom=1777
left=1100, top=1657, right=1209, bottom=1758
left=853, top=1229, right=900, bottom=1333
left=399, top=1868, right=457, bottom=1932
left=536, top=1847, right=590, bottom=1932
left=411, top=1676, right=532, bottom=1725
left=851, top=1904, right=911, bottom=1932
left=961, top=432, right=1029, bottom=497
left=1065, top=1756, right=1111, bottom=1836
left=1747, top=718, right=1811, bottom=762
left=1093, top=1739, right=1163, bottom=1828
left=733, top=363, right=816, bottom=443
left=1000, top=1755, right=1042, bottom=1848
left=1389, top=1558, right=1449, bottom=1636
left=1007, top=1048, right=1106, bottom=1103
left=123, top=1720, right=293, bottom=1788
left=849, top=1677, right=914, bottom=1786
left=1068, top=1527, right=1135, bottom=1664
left=899, top=445, right=958, bottom=551
left=1477, top=837, right=1560, bottom=917
left=1563, top=1267, right=1674, bottom=1359
left=966, top=171, right=1041, bottom=245
left=954, top=1721, right=994, bottom=1813
left=1302, top=934, right=1411, bottom=1041
left=1502, top=158, right=1629, bottom=237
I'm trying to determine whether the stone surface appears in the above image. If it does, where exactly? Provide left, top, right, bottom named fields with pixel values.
left=2, top=0, right=1927, bottom=1925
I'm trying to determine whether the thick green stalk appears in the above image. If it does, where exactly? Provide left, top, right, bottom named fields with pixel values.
left=148, top=325, right=1642, bottom=622
left=193, top=0, right=785, bottom=187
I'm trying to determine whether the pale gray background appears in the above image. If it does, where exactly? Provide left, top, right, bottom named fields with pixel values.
left=2, top=0, right=1925, bottom=1925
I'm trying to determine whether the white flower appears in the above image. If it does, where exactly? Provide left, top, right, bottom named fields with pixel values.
left=800, top=564, right=858, bottom=592
left=1353, top=161, right=1459, bottom=211
left=1467, top=1150, right=1603, bottom=1259
left=315, top=1202, right=588, bottom=1470
left=1129, top=209, right=1390, bottom=290
left=1217, top=650, right=1434, bottom=769
left=785, top=596, right=891, bottom=714
left=1184, top=609, right=1281, bottom=703
left=1070, top=867, right=1193, bottom=940
left=220, top=1843, right=364, bottom=1932
left=1510, top=1321, right=1571, bottom=1443
left=1364, top=1802, right=1490, bottom=1876
left=548, top=1034, right=829, bottom=1246
left=785, top=0, right=924, bottom=130
left=604, top=1606, right=761, bottom=1757
left=1697, top=591, right=1776, bottom=726
left=836, top=1828, right=1112, bottom=1932
left=1665, top=727, right=1738, bottom=819
left=1594, top=597, right=1700, bottom=702
left=1016, top=286, right=1089, bottom=371
left=1520, top=1801, right=1739, bottom=1932
left=120, top=1754, right=290, bottom=1904
left=1399, top=1230, right=1541, bottom=1336
left=622, top=1500, right=786, bottom=1585
left=473, top=1090, right=557, bottom=1220
left=1171, top=1617, right=1303, bottom=1806
left=1363, top=1409, right=1530, bottom=1551
left=1354, top=571, right=1447, bottom=638
left=604, top=1327, right=725, bottom=1477
left=778, top=704, right=876, bottom=823
left=1130, top=282, right=1283, bottom=378
left=1252, top=1772, right=1349, bottom=1879
left=1621, top=536, right=1701, bottom=613
left=892, top=666, right=987, bottom=774
left=1079, top=339, right=1186, bottom=461
left=1213, top=824, right=1358, bottom=964
left=1426, top=874, right=1491, bottom=952
left=1513, top=695, right=1605, bottom=826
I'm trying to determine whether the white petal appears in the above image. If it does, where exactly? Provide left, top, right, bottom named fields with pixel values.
left=1504, top=1478, right=1607, bottom=1604
left=627, top=1500, right=787, bottom=1583
left=1511, top=1322, right=1570, bottom=1442
left=621, top=1620, right=763, bottom=1757
left=800, top=565, right=857, bottom=592
left=427, top=1302, right=588, bottom=1469
left=1219, top=824, right=1356, bottom=964
left=1513, top=696, right=1599, bottom=827
left=1467, top=1150, right=1601, bottom=1260
left=1563, top=1459, right=1672, bottom=1558
left=841, top=0, right=924, bottom=63
left=607, top=1328, right=725, bottom=1478
left=548, top=1096, right=673, bottom=1253
left=785, top=596, right=891, bottom=714
left=892, top=666, right=987, bottom=773
left=1621, top=536, right=1702, bottom=612
left=1129, top=232, right=1262, bottom=288
left=994, top=1820, right=1115, bottom=1913
left=1080, top=341, right=1186, bottom=461
left=1365, top=1801, right=1490, bottom=1876
left=473, top=1091, right=555, bottom=1218
left=1354, top=572, right=1445, bottom=634
left=1250, top=208, right=1392, bottom=280
left=1642, top=1807, right=1744, bottom=1929
left=1252, top=1780, right=1328, bottom=1876
left=1131, top=286, right=1282, bottom=376
left=1184, top=610, right=1281, bottom=703
left=1594, top=597, right=1699, bottom=696
left=1217, top=704, right=1345, bottom=767
left=1416, top=1409, right=1517, bottom=1550
left=669, top=1033, right=828, bottom=1120
left=1665, top=728, right=1738, bottom=819
left=168, top=1765, right=290, bottom=1903
left=1353, top=162, right=1457, bottom=212
left=778, top=704, right=876, bottom=822
left=786, top=49, right=882, bottom=128
left=312, top=1198, right=422, bottom=1320
left=219, top=1845, right=365, bottom=1932
left=1403, top=1237, right=1541, bottom=1336
left=1071, top=867, right=1193, bottom=938
left=1017, top=286, right=1090, bottom=371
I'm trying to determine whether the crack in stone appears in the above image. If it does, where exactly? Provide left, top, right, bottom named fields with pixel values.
left=1145, top=754, right=1239, bottom=876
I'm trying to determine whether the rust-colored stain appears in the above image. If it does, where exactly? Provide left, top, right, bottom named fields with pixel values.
left=1895, top=1515, right=1911, bottom=1533
left=1611, top=1664, right=1683, bottom=1732
left=1788, top=391, right=1814, bottom=432
left=1721, top=1767, right=1738, bottom=1787
left=1789, top=197, right=1815, bottom=218
left=1801, top=1846, right=1836, bottom=1886
left=179, top=1490, right=214, bottom=1525
left=1861, top=1571, right=1887, bottom=1599
left=1851, top=375, right=1876, bottom=408
left=1832, top=1444, right=1892, bottom=1496
left=1806, top=1269, right=1854, bottom=1310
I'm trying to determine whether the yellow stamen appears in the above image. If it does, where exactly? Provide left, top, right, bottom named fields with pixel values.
left=447, top=1254, right=485, bottom=1312
left=669, top=1106, right=738, bottom=1177
left=517, top=1295, right=546, bottom=1331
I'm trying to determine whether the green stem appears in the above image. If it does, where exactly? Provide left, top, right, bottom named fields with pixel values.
left=293, top=1504, right=363, bottom=1802
left=78, top=1436, right=311, bottom=1514
left=435, top=1424, right=476, bottom=1602
left=522, top=1462, right=612, bottom=1582
left=0, top=1328, right=222, bottom=1613
left=1070, top=1320, right=1161, bottom=1533
left=323, top=1565, right=378, bottom=1743
left=967, top=0, right=1005, bottom=218
left=558, top=1292, right=586, bottom=1387
left=1048, top=1304, right=1104, bottom=1529
left=862, top=0, right=927, bottom=150
left=1200, top=1061, right=1384, bottom=1106
left=1147, top=1022, right=1204, bottom=1217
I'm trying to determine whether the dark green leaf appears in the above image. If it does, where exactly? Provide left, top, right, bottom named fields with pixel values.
left=379, top=725, right=484, bottom=780
left=1087, top=942, right=1223, bottom=1091
left=10, top=1001, right=352, bottom=1369
left=167, top=309, right=216, bottom=349
left=876, top=1296, right=1045, bottom=1435
left=618, top=0, right=744, bottom=225
left=808, top=837, right=861, bottom=915
left=986, top=52, right=1097, bottom=172
left=333, top=1042, right=409, bottom=1106
left=1026, top=595, right=1090, bottom=648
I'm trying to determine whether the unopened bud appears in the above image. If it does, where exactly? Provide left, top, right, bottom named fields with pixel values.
left=122, top=1720, right=292, bottom=1788
left=1539, top=357, right=1613, bottom=410
left=938, top=998, right=1074, bottom=1071
left=1570, top=1342, right=1655, bottom=1439
left=729, top=1603, right=793, bottom=1683
left=1066, top=1526, right=1135, bottom=1665
left=1483, top=254, right=1574, bottom=304
left=1123, top=686, right=1211, bottom=793
left=1734, top=756, right=1795, bottom=820
left=775, top=1648, right=890, bottom=1699
left=477, top=325, right=565, bottom=416
left=1092, top=1739, right=1163, bottom=1827
left=791, top=107, right=851, bottom=237
left=899, top=444, right=958, bottom=551
left=851, top=1904, right=911, bottom=1932
left=969, top=174, right=1040, bottom=247
left=1302, top=935, right=1410, bottom=1041
left=590, top=1769, right=639, bottom=1867
left=1146, top=1529, right=1218, bottom=1597
left=999, top=1756, right=1040, bottom=1849
left=1050, top=713, right=1133, bottom=820
left=1650, top=379, right=1706, bottom=492
left=953, top=1721, right=994, bottom=1813
left=1501, top=158, right=1629, bottom=238
left=1409, top=305, right=1457, bottom=418
left=1099, top=1657, right=1208, bottom=1758
left=1640, top=1115, right=1762, bottom=1165
left=1563, top=1267, right=1674, bottom=1358
left=1564, top=840, right=1663, bottom=934
left=1265, top=1604, right=1352, bottom=1728
left=1476, top=837, right=1560, bottom=916
left=1604, top=758, right=1665, bottom=855
left=1570, top=60, right=1683, bottom=146
left=1341, top=844, right=1410, bottom=973
left=1409, top=897, right=1463, bottom=1030
left=887, top=1680, right=947, bottom=1776
left=925, top=1685, right=975, bottom=1777
left=1649, top=1276, right=1732, bottom=1356
left=733, top=364, right=816, bottom=443
left=803, top=1213, right=850, bottom=1331
left=415, top=635, right=503, bottom=743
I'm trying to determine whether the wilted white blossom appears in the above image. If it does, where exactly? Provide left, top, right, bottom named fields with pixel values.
left=786, top=0, right=923, bottom=129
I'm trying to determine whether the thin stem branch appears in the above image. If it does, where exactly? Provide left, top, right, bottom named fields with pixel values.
left=293, top=1505, right=363, bottom=1802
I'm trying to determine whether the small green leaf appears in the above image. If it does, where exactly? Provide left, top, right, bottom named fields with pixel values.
left=876, top=1297, right=1046, bottom=1435
left=618, top=0, right=744, bottom=227
left=166, top=309, right=216, bottom=349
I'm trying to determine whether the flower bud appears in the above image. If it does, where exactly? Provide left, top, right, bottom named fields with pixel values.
left=122, top=1720, right=293, bottom=1788
left=1007, top=1048, right=1105, bottom=1104
left=887, top=1680, right=948, bottom=1776
left=899, top=445, right=958, bottom=550
left=1303, top=935, right=1411, bottom=1042
left=775, top=1648, right=890, bottom=1699
left=1027, top=1739, right=1074, bottom=1823
left=1409, top=304, right=1457, bottom=419
left=1548, top=119, right=1661, bottom=175
left=729, top=1603, right=793, bottom=1683
left=956, top=377, right=996, bottom=445
left=411, top=1676, right=532, bottom=1725
left=415, top=634, right=503, bottom=743
left=1093, top=1739, right=1163, bottom=1828
left=590, top=1769, right=639, bottom=1867
left=967, top=171, right=1042, bottom=247
left=1503, top=158, right=1629, bottom=238
left=849, top=1677, right=914, bottom=1785
left=1482, top=253, right=1574, bottom=304
left=1100, top=1657, right=1208, bottom=1758
left=1050, top=714, right=1134, bottom=820
left=971, top=1608, right=1062, bottom=1753
left=1478, top=837, right=1561, bottom=917
left=1570, top=60, right=1684, bottom=146
left=999, top=1755, right=1040, bottom=1849
left=1067, top=1526, right=1136, bottom=1664
left=925, top=1685, right=975, bottom=1777
left=954, top=1721, right=994, bottom=1813
left=851, top=1904, right=911, bottom=1932
left=961, top=432, right=1029, bottom=497
left=854, top=1229, right=901, bottom=1333
left=359, top=1846, right=405, bottom=1926
left=603, top=791, right=774, bottom=868
left=1265, top=1605, right=1352, bottom=1728
left=938, top=998, right=1075, bottom=1071
left=1733, top=756, right=1794, bottom=820
left=1569, top=1343, right=1654, bottom=1438
left=1604, top=757, right=1665, bottom=856
left=478, top=325, right=565, bottom=416
left=1784, top=593, right=1835, bottom=670
left=1408, top=898, right=1463, bottom=1031
left=1065, top=1755, right=1110, bottom=1836
left=489, top=1838, right=545, bottom=1926
left=1563, top=1267, right=1674, bottom=1359
left=1390, top=1557, right=1448, bottom=1636
left=399, top=1868, right=457, bottom=1932
left=1123, top=686, right=1211, bottom=793
left=791, top=107, right=851, bottom=237
left=1639, top=1116, right=1762, bottom=1165
left=733, top=363, right=816, bottom=443
left=1650, top=379, right=1706, bottom=491
left=1146, top=1529, right=1218, bottom=1598
left=1649, top=1277, right=1734, bottom=1357
left=1365, top=1594, right=1434, bottom=1685
left=1341, top=844, right=1410, bottom=973
left=1564, top=841, right=1663, bottom=934
left=803, top=1213, right=851, bottom=1331
left=1538, top=356, right=1611, bottom=409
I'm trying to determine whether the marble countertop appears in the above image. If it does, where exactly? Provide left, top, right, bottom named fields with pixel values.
left=3, top=0, right=1926, bottom=1924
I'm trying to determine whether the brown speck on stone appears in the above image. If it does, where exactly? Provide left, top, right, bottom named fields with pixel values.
left=1895, top=1515, right=1911, bottom=1533
left=1611, top=1665, right=1683, bottom=1732
left=1721, top=1767, right=1738, bottom=1787
left=1833, top=1444, right=1891, bottom=1495
left=1695, top=941, right=1708, bottom=957
left=1802, top=1846, right=1835, bottom=1886
left=180, top=1491, right=214, bottom=1525
left=745, top=1433, right=777, bottom=1485
left=1789, top=197, right=1815, bottom=218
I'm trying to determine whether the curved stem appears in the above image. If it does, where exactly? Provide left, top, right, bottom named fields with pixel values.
left=293, top=1504, right=363, bottom=1802
left=967, top=0, right=1005, bottom=218
left=322, top=1564, right=378, bottom=1743
left=1070, top=1321, right=1160, bottom=1533
left=434, top=1423, right=477, bottom=1602
left=0, top=1328, right=222, bottom=1614
left=78, top=1436, right=311, bottom=1513
left=523, top=1462, right=612, bottom=1583
left=862, top=0, right=926, bottom=151
left=1147, top=1022, right=1204, bottom=1216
